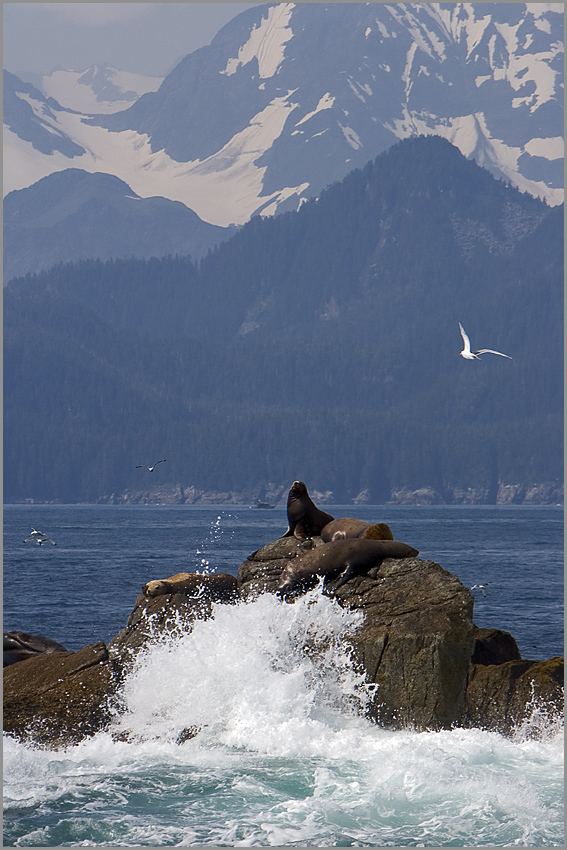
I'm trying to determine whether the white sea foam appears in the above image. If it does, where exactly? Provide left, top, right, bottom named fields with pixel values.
left=3, top=591, right=564, bottom=846
left=111, top=589, right=371, bottom=752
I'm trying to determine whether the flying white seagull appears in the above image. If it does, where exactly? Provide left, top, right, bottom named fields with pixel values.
left=470, top=583, right=491, bottom=597
left=24, top=534, right=56, bottom=545
left=459, top=323, right=512, bottom=360
left=136, top=460, right=166, bottom=472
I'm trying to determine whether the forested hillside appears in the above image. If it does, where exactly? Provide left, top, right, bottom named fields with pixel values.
left=4, top=138, right=563, bottom=503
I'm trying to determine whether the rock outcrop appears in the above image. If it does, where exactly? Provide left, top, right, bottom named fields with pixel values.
left=110, top=573, right=239, bottom=657
left=4, top=538, right=563, bottom=746
left=236, top=538, right=563, bottom=732
left=237, top=540, right=475, bottom=730
left=463, top=656, right=564, bottom=734
left=3, top=642, right=119, bottom=747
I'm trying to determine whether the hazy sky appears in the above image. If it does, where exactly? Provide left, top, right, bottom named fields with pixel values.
left=3, top=3, right=259, bottom=79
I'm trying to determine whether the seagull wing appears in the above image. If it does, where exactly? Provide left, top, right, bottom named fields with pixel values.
left=458, top=323, right=472, bottom=354
left=154, top=459, right=166, bottom=465
left=135, top=465, right=147, bottom=469
left=474, top=349, right=512, bottom=359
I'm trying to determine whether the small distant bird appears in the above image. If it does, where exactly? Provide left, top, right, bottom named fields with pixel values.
left=24, top=534, right=56, bottom=545
left=470, top=583, right=491, bottom=596
left=24, top=528, right=52, bottom=542
left=459, top=323, right=512, bottom=360
left=136, top=459, right=166, bottom=472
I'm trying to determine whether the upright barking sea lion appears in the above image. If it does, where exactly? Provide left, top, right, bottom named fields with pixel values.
left=281, top=481, right=334, bottom=539
left=277, top=538, right=419, bottom=597
left=320, top=518, right=394, bottom=542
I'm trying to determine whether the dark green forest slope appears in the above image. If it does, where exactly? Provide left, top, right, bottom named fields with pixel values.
left=4, top=137, right=563, bottom=503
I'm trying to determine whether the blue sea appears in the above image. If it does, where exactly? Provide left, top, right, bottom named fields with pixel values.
left=3, top=504, right=564, bottom=846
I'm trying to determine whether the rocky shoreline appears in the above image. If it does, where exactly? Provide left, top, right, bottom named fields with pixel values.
left=15, top=480, right=563, bottom=506
left=4, top=532, right=563, bottom=748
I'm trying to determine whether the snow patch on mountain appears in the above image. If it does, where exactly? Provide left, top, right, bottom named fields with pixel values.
left=4, top=89, right=307, bottom=226
left=4, top=127, right=72, bottom=194
left=339, top=123, right=363, bottom=151
left=524, top=136, right=564, bottom=159
left=295, top=93, right=335, bottom=127
left=222, top=3, right=294, bottom=79
left=41, top=66, right=163, bottom=114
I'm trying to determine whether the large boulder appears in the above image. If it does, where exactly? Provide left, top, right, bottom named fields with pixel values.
left=237, top=540, right=563, bottom=732
left=238, top=547, right=475, bottom=730
left=470, top=626, right=522, bottom=665
left=337, top=558, right=475, bottom=730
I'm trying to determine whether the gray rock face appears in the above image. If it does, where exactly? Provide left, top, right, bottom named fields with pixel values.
left=341, top=559, right=474, bottom=730
left=237, top=539, right=563, bottom=733
left=463, top=657, right=564, bottom=734
left=238, top=547, right=475, bottom=730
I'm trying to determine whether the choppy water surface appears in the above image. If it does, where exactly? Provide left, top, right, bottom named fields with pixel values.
left=3, top=504, right=564, bottom=846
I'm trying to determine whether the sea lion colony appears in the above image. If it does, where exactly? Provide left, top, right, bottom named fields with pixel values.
left=139, top=481, right=418, bottom=603
left=5, top=482, right=419, bottom=665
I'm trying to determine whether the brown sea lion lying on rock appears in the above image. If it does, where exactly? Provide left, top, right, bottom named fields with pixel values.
left=3, top=630, right=68, bottom=667
left=142, top=572, right=239, bottom=602
left=281, top=480, right=335, bottom=539
left=277, top=538, right=419, bottom=598
left=320, top=518, right=394, bottom=542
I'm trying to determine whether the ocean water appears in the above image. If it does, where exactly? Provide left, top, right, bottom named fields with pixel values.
left=3, top=504, right=564, bottom=847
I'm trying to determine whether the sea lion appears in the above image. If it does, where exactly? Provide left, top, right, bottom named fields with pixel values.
left=277, top=538, right=419, bottom=597
left=320, top=518, right=394, bottom=542
left=3, top=630, right=68, bottom=667
left=142, top=572, right=238, bottom=602
left=281, top=481, right=334, bottom=539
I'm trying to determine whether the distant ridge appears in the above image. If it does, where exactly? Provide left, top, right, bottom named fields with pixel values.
left=3, top=169, right=234, bottom=280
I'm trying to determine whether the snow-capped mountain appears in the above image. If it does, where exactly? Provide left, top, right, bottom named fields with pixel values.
left=3, top=3, right=564, bottom=228
left=40, top=66, right=163, bottom=114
